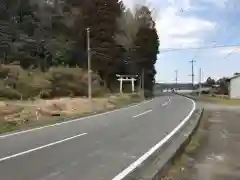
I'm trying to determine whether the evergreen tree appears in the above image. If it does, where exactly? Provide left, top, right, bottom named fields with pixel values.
left=82, top=0, right=121, bottom=88
left=131, top=6, right=159, bottom=97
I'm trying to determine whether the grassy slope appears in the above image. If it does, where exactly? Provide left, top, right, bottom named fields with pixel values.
left=199, top=95, right=240, bottom=105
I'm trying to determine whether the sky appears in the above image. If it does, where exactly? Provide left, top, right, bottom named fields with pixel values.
left=123, top=0, right=240, bottom=83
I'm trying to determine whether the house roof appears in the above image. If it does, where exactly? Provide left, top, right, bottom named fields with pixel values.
left=228, top=74, right=240, bottom=81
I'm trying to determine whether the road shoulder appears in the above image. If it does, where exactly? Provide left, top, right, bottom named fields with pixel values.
left=161, top=104, right=240, bottom=180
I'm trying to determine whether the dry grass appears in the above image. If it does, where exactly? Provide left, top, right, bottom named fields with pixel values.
left=160, top=111, right=211, bottom=180
left=0, top=94, right=142, bottom=133
left=200, top=95, right=240, bottom=105
left=0, top=65, right=105, bottom=100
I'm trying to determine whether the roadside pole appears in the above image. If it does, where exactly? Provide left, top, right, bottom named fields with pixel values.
left=138, top=73, right=142, bottom=95
left=87, top=28, right=92, bottom=108
left=175, top=69, right=178, bottom=92
left=142, top=68, right=145, bottom=99
left=199, top=68, right=202, bottom=96
left=189, top=59, right=196, bottom=91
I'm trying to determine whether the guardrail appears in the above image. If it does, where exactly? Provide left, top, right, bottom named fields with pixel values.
left=113, top=96, right=203, bottom=180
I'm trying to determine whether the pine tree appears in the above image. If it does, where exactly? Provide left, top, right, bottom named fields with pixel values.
left=82, top=0, right=121, bottom=88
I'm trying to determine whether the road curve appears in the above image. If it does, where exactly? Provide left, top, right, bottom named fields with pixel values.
left=0, top=94, right=194, bottom=180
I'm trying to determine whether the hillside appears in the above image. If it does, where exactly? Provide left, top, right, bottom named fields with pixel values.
left=0, top=0, right=159, bottom=99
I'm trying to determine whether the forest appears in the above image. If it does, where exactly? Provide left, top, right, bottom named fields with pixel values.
left=0, top=0, right=159, bottom=99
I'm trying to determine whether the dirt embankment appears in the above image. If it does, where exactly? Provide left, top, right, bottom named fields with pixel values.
left=0, top=94, right=142, bottom=133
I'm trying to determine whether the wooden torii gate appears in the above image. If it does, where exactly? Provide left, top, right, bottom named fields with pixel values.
left=116, top=74, right=138, bottom=94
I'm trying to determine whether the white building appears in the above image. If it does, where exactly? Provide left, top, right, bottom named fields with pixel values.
left=229, top=74, right=240, bottom=99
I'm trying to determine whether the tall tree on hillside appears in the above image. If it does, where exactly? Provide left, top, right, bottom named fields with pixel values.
left=0, top=0, right=20, bottom=63
left=131, top=6, right=159, bottom=97
left=115, top=8, right=140, bottom=51
left=81, top=0, right=121, bottom=88
left=114, top=8, right=141, bottom=75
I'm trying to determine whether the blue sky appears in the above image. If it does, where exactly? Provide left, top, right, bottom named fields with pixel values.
left=123, top=0, right=240, bottom=83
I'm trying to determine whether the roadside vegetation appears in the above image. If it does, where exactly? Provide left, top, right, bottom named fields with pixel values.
left=198, top=95, right=240, bottom=105
left=0, top=0, right=159, bottom=99
left=181, top=75, right=240, bottom=105
left=0, top=93, right=143, bottom=134
left=0, top=0, right=159, bottom=133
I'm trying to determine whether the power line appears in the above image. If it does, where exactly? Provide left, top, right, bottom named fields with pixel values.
left=199, top=68, right=202, bottom=96
left=224, top=46, right=240, bottom=60
left=160, top=43, right=240, bottom=53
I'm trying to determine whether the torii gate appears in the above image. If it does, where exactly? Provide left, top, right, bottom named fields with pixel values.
left=116, top=74, right=138, bottom=94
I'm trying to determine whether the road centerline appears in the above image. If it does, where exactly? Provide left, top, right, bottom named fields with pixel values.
left=162, top=97, right=171, bottom=107
left=132, top=110, right=152, bottom=118
left=0, top=133, right=87, bottom=163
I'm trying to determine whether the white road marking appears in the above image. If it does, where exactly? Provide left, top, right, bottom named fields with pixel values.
left=0, top=133, right=87, bottom=162
left=0, top=99, right=154, bottom=139
left=132, top=110, right=152, bottom=118
left=162, top=97, right=171, bottom=107
left=112, top=98, right=196, bottom=180
left=162, top=102, right=168, bottom=107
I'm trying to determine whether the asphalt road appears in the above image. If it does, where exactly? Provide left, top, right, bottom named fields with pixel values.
left=0, top=94, right=194, bottom=180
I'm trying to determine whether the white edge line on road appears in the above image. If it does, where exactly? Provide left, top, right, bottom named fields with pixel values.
left=0, top=133, right=87, bottom=162
left=112, top=98, right=196, bottom=180
left=132, top=110, right=152, bottom=118
left=0, top=99, right=154, bottom=139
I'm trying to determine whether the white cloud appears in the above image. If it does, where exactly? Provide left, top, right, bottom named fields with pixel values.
left=123, top=0, right=216, bottom=49
left=167, top=0, right=191, bottom=9
left=156, top=5, right=216, bottom=49
left=200, top=0, right=229, bottom=8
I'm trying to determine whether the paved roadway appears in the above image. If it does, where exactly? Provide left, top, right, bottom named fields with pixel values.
left=0, top=94, right=194, bottom=180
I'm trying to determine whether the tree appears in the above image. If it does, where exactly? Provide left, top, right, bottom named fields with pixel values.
left=205, top=77, right=215, bottom=87
left=131, top=6, right=159, bottom=97
left=115, top=8, right=140, bottom=51
left=0, top=0, right=18, bottom=63
left=216, top=77, right=229, bottom=95
left=81, top=0, right=122, bottom=88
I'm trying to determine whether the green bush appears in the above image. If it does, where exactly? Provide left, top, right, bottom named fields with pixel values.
left=0, top=87, right=22, bottom=100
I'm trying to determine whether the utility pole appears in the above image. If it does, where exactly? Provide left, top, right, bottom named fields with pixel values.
left=141, top=68, right=145, bottom=98
left=189, top=59, right=196, bottom=90
left=138, top=73, right=142, bottom=94
left=87, top=28, right=92, bottom=102
left=175, top=70, right=178, bottom=85
left=199, top=68, right=202, bottom=96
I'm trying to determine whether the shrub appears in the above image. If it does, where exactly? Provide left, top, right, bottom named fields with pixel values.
left=0, top=87, right=22, bottom=100
left=0, top=66, right=106, bottom=99
left=46, top=67, right=105, bottom=97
